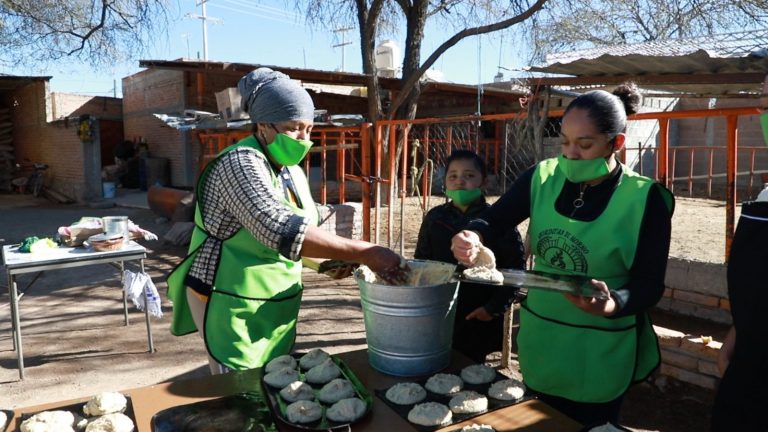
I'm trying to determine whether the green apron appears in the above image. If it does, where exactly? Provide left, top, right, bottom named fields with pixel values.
left=167, top=135, right=318, bottom=370
left=519, top=158, right=673, bottom=403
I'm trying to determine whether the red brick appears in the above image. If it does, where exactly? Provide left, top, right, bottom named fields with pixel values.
left=653, top=325, right=685, bottom=348
left=719, top=298, right=731, bottom=311
left=681, top=336, right=720, bottom=360
left=660, top=349, right=698, bottom=369
left=698, top=359, right=721, bottom=377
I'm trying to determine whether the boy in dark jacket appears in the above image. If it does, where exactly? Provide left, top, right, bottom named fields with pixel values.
left=414, top=150, right=525, bottom=362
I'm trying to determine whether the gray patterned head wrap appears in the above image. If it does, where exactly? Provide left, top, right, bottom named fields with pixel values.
left=238, top=67, right=315, bottom=123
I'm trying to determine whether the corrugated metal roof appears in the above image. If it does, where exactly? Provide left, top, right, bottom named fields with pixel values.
left=527, top=30, right=768, bottom=97
left=544, top=29, right=768, bottom=65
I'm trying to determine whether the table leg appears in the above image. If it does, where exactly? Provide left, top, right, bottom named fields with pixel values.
left=9, top=272, right=25, bottom=380
left=121, top=261, right=129, bottom=326
left=140, top=259, right=155, bottom=353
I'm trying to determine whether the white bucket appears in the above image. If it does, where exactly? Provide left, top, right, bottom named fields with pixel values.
left=102, top=181, right=116, bottom=199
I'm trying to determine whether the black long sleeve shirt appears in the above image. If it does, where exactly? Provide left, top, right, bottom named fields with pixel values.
left=466, top=164, right=673, bottom=318
left=415, top=198, right=526, bottom=314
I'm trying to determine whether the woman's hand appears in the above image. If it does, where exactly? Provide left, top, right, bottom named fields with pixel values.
left=564, top=279, right=618, bottom=317
left=360, top=246, right=409, bottom=285
left=451, top=230, right=481, bottom=266
left=465, top=306, right=493, bottom=322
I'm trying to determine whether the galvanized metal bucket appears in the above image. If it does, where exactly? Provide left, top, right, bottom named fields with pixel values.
left=354, top=259, right=459, bottom=376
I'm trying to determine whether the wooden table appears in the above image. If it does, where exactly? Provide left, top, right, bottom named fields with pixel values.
left=6, top=349, right=581, bottom=431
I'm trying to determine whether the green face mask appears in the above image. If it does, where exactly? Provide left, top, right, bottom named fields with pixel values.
left=557, top=154, right=611, bottom=183
left=267, top=133, right=313, bottom=166
left=445, top=188, right=482, bottom=206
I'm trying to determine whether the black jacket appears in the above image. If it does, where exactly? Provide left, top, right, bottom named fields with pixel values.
left=414, top=197, right=526, bottom=314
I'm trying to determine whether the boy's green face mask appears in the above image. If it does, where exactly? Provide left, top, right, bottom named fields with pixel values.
left=445, top=188, right=482, bottom=206
left=267, top=133, right=313, bottom=166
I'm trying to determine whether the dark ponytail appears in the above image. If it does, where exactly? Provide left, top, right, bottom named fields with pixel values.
left=564, top=82, right=641, bottom=137
left=613, top=82, right=640, bottom=116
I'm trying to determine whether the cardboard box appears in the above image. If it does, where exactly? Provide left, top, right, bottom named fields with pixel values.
left=215, top=88, right=249, bottom=121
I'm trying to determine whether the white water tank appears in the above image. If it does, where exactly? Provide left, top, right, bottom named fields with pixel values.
left=375, top=40, right=400, bottom=78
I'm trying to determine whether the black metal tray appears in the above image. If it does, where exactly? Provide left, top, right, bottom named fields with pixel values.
left=151, top=392, right=278, bottom=432
left=375, top=368, right=530, bottom=432
left=263, top=354, right=373, bottom=431
left=460, top=268, right=606, bottom=299
left=17, top=395, right=135, bottom=431
left=1, top=410, right=13, bottom=432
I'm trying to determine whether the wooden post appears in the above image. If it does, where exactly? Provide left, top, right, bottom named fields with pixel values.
left=501, top=307, right=514, bottom=369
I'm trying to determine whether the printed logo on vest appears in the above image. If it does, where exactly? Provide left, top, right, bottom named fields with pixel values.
left=536, top=228, right=589, bottom=273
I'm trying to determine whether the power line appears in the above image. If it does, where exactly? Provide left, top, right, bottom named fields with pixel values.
left=218, top=0, right=295, bottom=17
left=216, top=0, right=299, bottom=23
left=211, top=2, right=298, bottom=25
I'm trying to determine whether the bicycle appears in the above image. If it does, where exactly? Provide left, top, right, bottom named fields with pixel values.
left=12, top=162, right=48, bottom=197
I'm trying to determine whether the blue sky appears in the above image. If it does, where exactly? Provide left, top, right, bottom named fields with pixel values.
left=6, top=0, right=532, bottom=97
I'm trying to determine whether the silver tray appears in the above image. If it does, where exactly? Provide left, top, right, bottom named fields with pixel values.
left=460, top=269, right=608, bottom=299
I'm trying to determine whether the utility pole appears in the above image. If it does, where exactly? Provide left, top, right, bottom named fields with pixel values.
left=186, top=0, right=222, bottom=61
left=332, top=27, right=354, bottom=71
left=181, top=33, right=191, bottom=59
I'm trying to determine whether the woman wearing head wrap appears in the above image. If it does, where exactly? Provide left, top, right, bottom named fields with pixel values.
left=167, top=68, right=407, bottom=374
left=451, top=84, right=674, bottom=425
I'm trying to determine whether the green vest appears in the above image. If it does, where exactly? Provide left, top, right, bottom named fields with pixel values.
left=519, top=158, right=672, bottom=402
left=167, top=135, right=318, bottom=370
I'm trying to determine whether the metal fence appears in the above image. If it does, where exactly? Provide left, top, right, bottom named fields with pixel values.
left=195, top=106, right=766, bottom=260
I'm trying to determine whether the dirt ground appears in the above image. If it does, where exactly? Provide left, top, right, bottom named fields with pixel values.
left=0, top=193, right=733, bottom=431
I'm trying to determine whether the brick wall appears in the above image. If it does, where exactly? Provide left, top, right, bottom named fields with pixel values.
left=661, top=257, right=731, bottom=324
left=9, top=85, right=126, bottom=201
left=655, top=326, right=722, bottom=389
left=649, top=257, right=734, bottom=389
left=51, top=93, right=122, bottom=120
left=10, top=83, right=113, bottom=200
left=123, top=69, right=192, bottom=187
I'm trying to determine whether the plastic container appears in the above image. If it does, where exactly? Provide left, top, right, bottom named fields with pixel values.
left=354, top=259, right=459, bottom=376
left=102, top=181, right=116, bottom=199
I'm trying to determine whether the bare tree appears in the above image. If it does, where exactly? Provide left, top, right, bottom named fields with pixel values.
left=0, top=0, right=170, bottom=68
left=300, top=0, right=548, bottom=123
left=524, top=0, right=768, bottom=62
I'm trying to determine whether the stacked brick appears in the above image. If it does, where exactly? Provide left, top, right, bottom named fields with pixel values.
left=658, top=258, right=731, bottom=324
left=654, top=326, right=723, bottom=389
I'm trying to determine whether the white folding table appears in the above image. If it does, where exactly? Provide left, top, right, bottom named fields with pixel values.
left=2, top=241, right=154, bottom=380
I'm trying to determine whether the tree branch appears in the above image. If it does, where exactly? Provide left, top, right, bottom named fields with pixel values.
left=388, top=0, right=549, bottom=118
left=67, top=0, right=108, bottom=54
